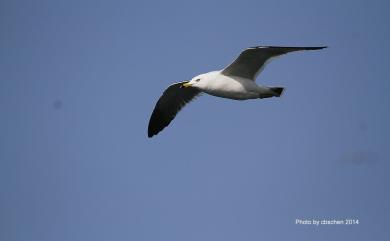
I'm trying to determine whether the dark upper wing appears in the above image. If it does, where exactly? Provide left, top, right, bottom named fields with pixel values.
left=221, top=46, right=327, bottom=80
left=148, top=82, right=201, bottom=138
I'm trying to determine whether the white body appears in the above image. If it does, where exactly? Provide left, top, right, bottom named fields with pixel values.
left=189, top=71, right=275, bottom=100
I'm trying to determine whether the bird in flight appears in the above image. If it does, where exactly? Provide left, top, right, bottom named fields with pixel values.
left=148, top=46, right=327, bottom=138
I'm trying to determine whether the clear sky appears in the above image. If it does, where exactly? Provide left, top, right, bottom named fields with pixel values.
left=1, top=0, right=389, bottom=240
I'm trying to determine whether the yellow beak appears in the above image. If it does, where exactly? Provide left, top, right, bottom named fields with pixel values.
left=182, top=82, right=193, bottom=88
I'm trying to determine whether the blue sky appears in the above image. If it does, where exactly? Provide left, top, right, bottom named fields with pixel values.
left=1, top=0, right=389, bottom=240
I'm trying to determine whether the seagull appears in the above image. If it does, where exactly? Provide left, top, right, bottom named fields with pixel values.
left=148, top=46, right=327, bottom=138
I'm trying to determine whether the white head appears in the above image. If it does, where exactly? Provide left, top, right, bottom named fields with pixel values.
left=181, top=71, right=218, bottom=90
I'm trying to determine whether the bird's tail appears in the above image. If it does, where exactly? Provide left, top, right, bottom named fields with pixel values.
left=270, top=87, right=285, bottom=97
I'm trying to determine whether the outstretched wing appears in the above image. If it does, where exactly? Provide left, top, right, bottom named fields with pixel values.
left=221, top=46, right=327, bottom=80
left=148, top=82, right=201, bottom=138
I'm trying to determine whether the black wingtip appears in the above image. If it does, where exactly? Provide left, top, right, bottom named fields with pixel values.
left=248, top=45, right=328, bottom=50
left=147, top=124, right=156, bottom=138
left=306, top=46, right=328, bottom=50
left=148, top=129, right=158, bottom=138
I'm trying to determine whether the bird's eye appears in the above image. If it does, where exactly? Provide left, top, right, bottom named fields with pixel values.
left=195, top=79, right=200, bottom=82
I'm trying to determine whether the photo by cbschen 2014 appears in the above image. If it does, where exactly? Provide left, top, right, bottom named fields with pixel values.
left=295, top=218, right=360, bottom=226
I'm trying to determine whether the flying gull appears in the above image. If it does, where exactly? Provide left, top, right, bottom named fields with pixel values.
left=148, top=46, right=327, bottom=137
